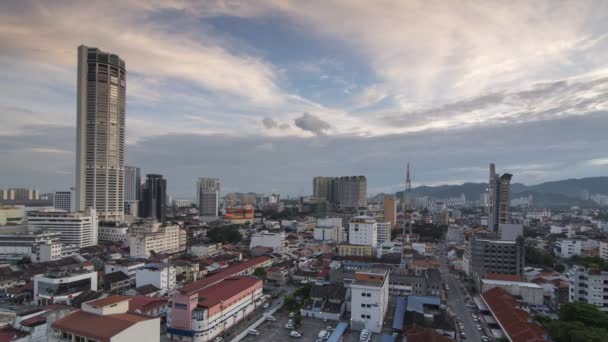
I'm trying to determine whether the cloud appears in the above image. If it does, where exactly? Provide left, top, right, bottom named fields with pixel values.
left=262, top=117, right=278, bottom=129
left=294, top=112, right=331, bottom=135
left=279, top=123, right=291, bottom=130
left=587, top=158, right=608, bottom=166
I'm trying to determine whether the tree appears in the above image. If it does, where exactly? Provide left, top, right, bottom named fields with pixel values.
left=540, top=302, right=608, bottom=342
left=253, top=267, right=266, bottom=278
left=206, top=225, right=242, bottom=244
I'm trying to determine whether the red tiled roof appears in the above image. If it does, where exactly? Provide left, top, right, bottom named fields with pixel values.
left=197, top=276, right=261, bottom=309
left=178, top=256, right=271, bottom=295
left=0, top=327, right=28, bottom=342
left=85, top=295, right=131, bottom=308
left=405, top=325, right=454, bottom=342
left=52, top=311, right=153, bottom=342
left=128, top=296, right=168, bottom=313
left=20, top=315, right=46, bottom=327
left=482, top=287, right=549, bottom=342
left=485, top=273, right=523, bottom=282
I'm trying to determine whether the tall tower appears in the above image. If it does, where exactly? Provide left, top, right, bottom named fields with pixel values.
left=487, top=163, right=512, bottom=232
left=197, top=178, right=220, bottom=217
left=142, top=174, right=167, bottom=223
left=402, top=162, right=413, bottom=237
left=124, top=166, right=141, bottom=202
left=75, top=45, right=126, bottom=222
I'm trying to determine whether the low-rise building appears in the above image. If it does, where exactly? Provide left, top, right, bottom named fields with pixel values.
left=50, top=295, right=160, bottom=342
left=167, top=277, right=263, bottom=341
left=349, top=268, right=389, bottom=333
left=0, top=229, right=63, bottom=262
left=480, top=278, right=544, bottom=305
left=27, top=209, right=98, bottom=248
left=338, top=244, right=373, bottom=257
left=249, top=231, right=285, bottom=251
left=129, top=221, right=185, bottom=258
left=568, top=265, right=608, bottom=311
left=189, top=243, right=222, bottom=257
left=105, top=260, right=146, bottom=286
left=99, top=224, right=129, bottom=243
left=0, top=205, right=25, bottom=225
left=104, top=271, right=131, bottom=294
left=553, top=239, right=582, bottom=259
left=34, top=269, right=98, bottom=305
left=376, top=222, right=391, bottom=244
left=136, top=263, right=176, bottom=294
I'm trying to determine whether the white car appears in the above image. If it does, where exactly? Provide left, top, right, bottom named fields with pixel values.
left=248, top=329, right=260, bottom=336
left=290, top=330, right=302, bottom=338
left=265, top=315, right=276, bottom=321
left=213, top=337, right=224, bottom=342
left=285, top=323, right=294, bottom=329
left=318, top=330, right=330, bottom=340
left=476, top=325, right=482, bottom=331
left=289, top=312, right=296, bottom=318
left=262, top=303, right=270, bottom=309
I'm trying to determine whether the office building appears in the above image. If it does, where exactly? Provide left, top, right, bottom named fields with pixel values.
left=383, top=196, right=397, bottom=228
left=0, top=189, right=14, bottom=201
left=349, top=216, right=378, bottom=249
left=129, top=221, right=185, bottom=258
left=53, top=191, right=72, bottom=212
left=568, top=265, right=608, bottom=311
left=350, top=269, right=389, bottom=333
left=34, top=269, right=98, bottom=305
left=313, top=176, right=367, bottom=208
left=196, top=178, right=220, bottom=217
left=465, top=233, right=525, bottom=279
left=75, top=45, right=126, bottom=222
left=124, top=166, right=141, bottom=202
left=141, top=174, right=166, bottom=223
left=27, top=209, right=98, bottom=248
left=377, top=222, right=391, bottom=244
left=136, top=263, right=177, bottom=294
left=50, top=296, right=160, bottom=342
left=487, top=163, right=512, bottom=231
left=0, top=230, right=63, bottom=262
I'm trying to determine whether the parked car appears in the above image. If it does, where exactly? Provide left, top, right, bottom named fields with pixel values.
left=213, top=337, right=224, bottom=342
left=265, top=315, right=276, bottom=321
left=290, top=331, right=302, bottom=338
left=262, top=303, right=270, bottom=309
left=285, top=323, right=294, bottom=329
left=289, top=312, right=296, bottom=318
left=248, top=329, right=260, bottom=336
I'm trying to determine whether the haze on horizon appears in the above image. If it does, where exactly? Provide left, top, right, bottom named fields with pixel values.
left=1, top=1, right=608, bottom=198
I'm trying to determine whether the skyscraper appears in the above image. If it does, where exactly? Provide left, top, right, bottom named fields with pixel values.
left=53, top=191, right=73, bottom=212
left=312, top=176, right=366, bottom=208
left=124, top=166, right=141, bottom=202
left=142, top=174, right=166, bottom=224
left=75, top=45, right=126, bottom=222
left=383, top=196, right=397, bottom=228
left=487, top=163, right=513, bottom=231
left=197, top=178, right=220, bottom=217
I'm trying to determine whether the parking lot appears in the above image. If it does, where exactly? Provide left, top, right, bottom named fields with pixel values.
left=241, top=307, right=382, bottom=342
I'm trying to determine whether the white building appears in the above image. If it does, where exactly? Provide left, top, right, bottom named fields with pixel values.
left=349, top=216, right=378, bottom=249
left=600, top=241, right=608, bottom=261
left=249, top=231, right=285, bottom=251
left=105, top=260, right=146, bottom=285
left=480, top=279, right=544, bottom=305
left=129, top=221, right=185, bottom=258
left=190, top=243, right=222, bottom=257
left=317, top=217, right=343, bottom=227
left=0, top=230, right=63, bottom=262
left=498, top=223, right=523, bottom=241
left=568, top=265, right=608, bottom=311
left=136, top=263, right=177, bottom=294
left=173, top=200, right=192, bottom=208
left=34, top=269, right=98, bottom=305
left=27, top=209, right=98, bottom=248
left=376, top=222, right=391, bottom=244
left=99, top=225, right=128, bottom=243
left=350, top=269, right=389, bottom=333
left=53, top=191, right=72, bottom=212
left=554, top=239, right=582, bottom=259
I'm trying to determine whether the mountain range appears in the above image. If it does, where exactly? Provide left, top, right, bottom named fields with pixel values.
left=386, top=176, right=608, bottom=208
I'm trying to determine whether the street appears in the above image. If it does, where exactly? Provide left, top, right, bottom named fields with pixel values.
left=438, top=243, right=484, bottom=342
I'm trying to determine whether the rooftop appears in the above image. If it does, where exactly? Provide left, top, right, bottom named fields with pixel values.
left=85, top=295, right=131, bottom=308
left=52, top=311, right=153, bottom=341
left=197, top=276, right=261, bottom=309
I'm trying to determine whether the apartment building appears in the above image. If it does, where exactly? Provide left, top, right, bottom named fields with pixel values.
left=350, top=269, right=389, bottom=333
left=568, top=265, right=608, bottom=312
left=128, top=221, right=185, bottom=258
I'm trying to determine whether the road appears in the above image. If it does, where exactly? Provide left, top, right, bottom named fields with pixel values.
left=438, top=243, right=484, bottom=342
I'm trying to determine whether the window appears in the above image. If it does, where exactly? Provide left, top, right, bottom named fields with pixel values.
left=361, top=303, right=365, bottom=307
left=361, top=314, right=365, bottom=318
left=75, top=336, right=85, bottom=342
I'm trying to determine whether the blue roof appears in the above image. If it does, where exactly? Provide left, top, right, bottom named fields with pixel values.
left=381, top=334, right=397, bottom=342
left=327, top=322, right=348, bottom=342
left=392, top=296, right=406, bottom=331
left=406, top=296, right=441, bottom=315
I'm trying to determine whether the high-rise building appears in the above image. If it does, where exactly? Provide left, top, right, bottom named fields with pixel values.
left=3, top=188, right=39, bottom=201
left=142, top=174, right=166, bottom=223
left=53, top=191, right=72, bottom=212
left=197, top=178, right=220, bottom=217
left=27, top=209, right=98, bottom=248
left=312, top=176, right=367, bottom=208
left=464, top=233, right=525, bottom=280
left=349, top=216, right=378, bottom=249
left=124, top=166, right=141, bottom=202
left=383, top=196, right=397, bottom=228
left=75, top=45, right=126, bottom=222
left=487, top=163, right=512, bottom=231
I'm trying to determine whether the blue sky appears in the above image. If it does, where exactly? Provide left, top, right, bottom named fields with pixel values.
left=1, top=0, right=608, bottom=198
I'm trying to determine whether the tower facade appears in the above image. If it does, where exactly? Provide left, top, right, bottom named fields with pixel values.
left=75, top=45, right=126, bottom=222
left=487, top=163, right=512, bottom=231
left=142, top=174, right=167, bottom=223
left=124, top=166, right=141, bottom=202
left=197, top=178, right=220, bottom=217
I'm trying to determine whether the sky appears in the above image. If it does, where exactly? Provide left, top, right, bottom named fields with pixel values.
left=1, top=0, right=608, bottom=198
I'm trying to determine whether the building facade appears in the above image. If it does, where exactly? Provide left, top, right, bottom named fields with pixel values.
left=136, top=264, right=177, bottom=294
left=75, top=45, right=126, bottom=222
left=53, top=191, right=72, bottom=212
left=197, top=178, right=220, bottom=218
left=249, top=231, right=285, bottom=251
left=568, top=265, right=608, bottom=311
left=313, top=176, right=367, bottom=208
left=129, top=221, right=184, bottom=258
left=466, top=234, right=525, bottom=279
left=487, top=163, right=512, bottom=231
left=27, top=209, right=98, bottom=248
left=350, top=269, right=389, bottom=333
left=376, top=222, right=391, bottom=244
left=383, top=196, right=397, bottom=228
left=349, top=216, right=378, bottom=249
left=141, top=174, right=166, bottom=224
left=34, top=269, right=98, bottom=305
left=124, top=166, right=141, bottom=202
